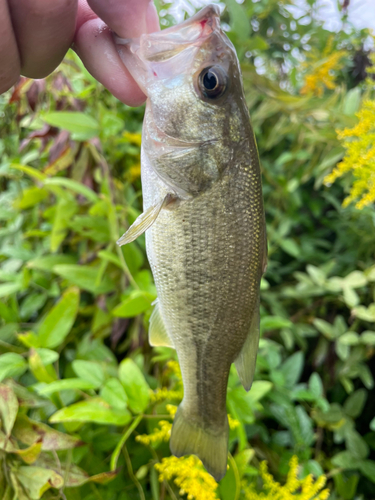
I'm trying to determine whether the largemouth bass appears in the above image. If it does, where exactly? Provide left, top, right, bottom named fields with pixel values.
left=116, top=4, right=267, bottom=481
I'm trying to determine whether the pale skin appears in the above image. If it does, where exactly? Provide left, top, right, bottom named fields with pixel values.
left=0, top=0, right=160, bottom=105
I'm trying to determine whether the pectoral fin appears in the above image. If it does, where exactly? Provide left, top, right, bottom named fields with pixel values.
left=234, top=304, right=260, bottom=391
left=117, top=194, right=173, bottom=246
left=149, top=300, right=174, bottom=348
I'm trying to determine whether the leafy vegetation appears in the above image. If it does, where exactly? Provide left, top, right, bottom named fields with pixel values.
left=0, top=0, right=374, bottom=499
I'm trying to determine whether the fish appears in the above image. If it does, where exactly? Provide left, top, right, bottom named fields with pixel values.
left=115, top=4, right=267, bottom=481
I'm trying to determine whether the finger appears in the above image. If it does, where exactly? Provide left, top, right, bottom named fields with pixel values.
left=74, top=16, right=146, bottom=106
left=8, top=0, right=78, bottom=79
left=0, top=0, right=20, bottom=93
left=75, top=0, right=158, bottom=106
left=87, top=0, right=160, bottom=38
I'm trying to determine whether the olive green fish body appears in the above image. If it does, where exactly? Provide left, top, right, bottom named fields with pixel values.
left=116, top=4, right=266, bottom=481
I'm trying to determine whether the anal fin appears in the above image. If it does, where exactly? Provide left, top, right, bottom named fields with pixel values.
left=234, top=304, right=260, bottom=391
left=117, top=194, right=174, bottom=246
left=149, top=300, right=174, bottom=348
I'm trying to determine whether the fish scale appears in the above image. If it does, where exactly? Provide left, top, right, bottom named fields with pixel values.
left=115, top=4, right=266, bottom=481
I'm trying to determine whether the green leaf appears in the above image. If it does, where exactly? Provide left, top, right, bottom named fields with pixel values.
left=101, top=378, right=128, bottom=410
left=346, top=429, right=369, bottom=459
left=280, top=238, right=300, bottom=258
left=359, top=460, right=375, bottom=483
left=361, top=331, right=375, bottom=345
left=343, top=286, right=360, bottom=308
left=0, top=384, right=19, bottom=437
left=343, top=87, right=361, bottom=116
left=343, top=270, right=367, bottom=288
left=313, top=318, right=335, bottom=339
left=123, top=243, right=144, bottom=274
left=344, top=389, right=367, bottom=419
left=35, top=348, right=59, bottom=365
left=27, top=254, right=77, bottom=272
left=10, top=163, right=47, bottom=182
left=217, top=453, right=240, bottom=500
left=44, top=177, right=99, bottom=203
left=53, top=265, right=115, bottom=295
left=42, top=111, right=100, bottom=140
left=37, top=286, right=79, bottom=348
left=16, top=466, right=63, bottom=498
left=280, top=352, right=304, bottom=388
left=50, top=195, right=78, bottom=252
left=29, top=349, right=56, bottom=384
left=353, top=304, right=375, bottom=322
left=35, top=378, right=97, bottom=395
left=0, top=282, right=22, bottom=299
left=226, top=0, right=250, bottom=42
left=339, top=332, right=359, bottom=345
left=35, top=454, right=117, bottom=487
left=0, top=353, right=27, bottom=381
left=15, top=186, right=48, bottom=209
left=333, top=472, right=359, bottom=500
left=13, top=414, right=83, bottom=450
left=309, top=373, right=323, bottom=398
left=332, top=451, right=356, bottom=469
left=118, top=359, right=150, bottom=413
left=260, top=316, right=292, bottom=331
left=13, top=441, right=43, bottom=464
left=50, top=398, right=131, bottom=425
left=112, top=290, right=155, bottom=318
left=72, top=360, right=105, bottom=388
left=245, top=381, right=272, bottom=404
left=20, top=293, right=47, bottom=320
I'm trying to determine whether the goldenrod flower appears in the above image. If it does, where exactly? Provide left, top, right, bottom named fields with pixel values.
left=228, top=414, right=240, bottom=430
left=244, top=456, right=330, bottom=500
left=151, top=360, right=184, bottom=403
left=155, top=455, right=219, bottom=500
left=127, top=163, right=141, bottom=182
left=136, top=420, right=172, bottom=445
left=123, top=131, right=142, bottom=146
left=300, top=37, right=346, bottom=96
left=325, top=99, right=375, bottom=209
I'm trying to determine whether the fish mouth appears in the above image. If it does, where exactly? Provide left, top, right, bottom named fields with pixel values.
left=115, top=4, right=221, bottom=56
left=114, top=4, right=222, bottom=95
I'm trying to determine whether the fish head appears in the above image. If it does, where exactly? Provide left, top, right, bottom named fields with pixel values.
left=116, top=4, right=251, bottom=195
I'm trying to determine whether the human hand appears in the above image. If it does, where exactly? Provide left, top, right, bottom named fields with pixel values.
left=0, top=0, right=159, bottom=105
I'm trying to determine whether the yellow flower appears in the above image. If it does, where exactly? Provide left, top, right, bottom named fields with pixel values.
left=324, top=99, right=375, bottom=209
left=136, top=405, right=177, bottom=445
left=228, top=414, right=240, bottom=430
left=127, top=163, right=141, bottom=182
left=151, top=360, right=184, bottom=403
left=244, top=456, right=330, bottom=500
left=123, top=131, right=142, bottom=146
left=155, top=455, right=219, bottom=500
left=136, top=420, right=172, bottom=446
left=300, top=37, right=346, bottom=96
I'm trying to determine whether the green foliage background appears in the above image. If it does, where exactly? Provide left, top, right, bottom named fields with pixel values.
left=0, top=0, right=374, bottom=499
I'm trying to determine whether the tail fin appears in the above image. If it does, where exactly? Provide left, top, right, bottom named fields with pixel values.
left=169, top=406, right=228, bottom=482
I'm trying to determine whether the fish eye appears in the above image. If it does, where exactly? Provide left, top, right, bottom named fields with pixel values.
left=198, top=66, right=228, bottom=99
